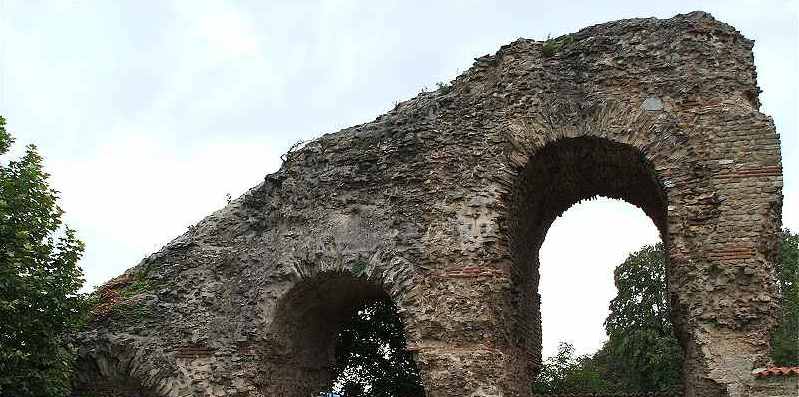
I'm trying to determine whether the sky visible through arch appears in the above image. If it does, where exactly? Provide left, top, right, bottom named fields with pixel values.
left=539, top=198, right=661, bottom=357
left=1, top=0, right=796, bottom=359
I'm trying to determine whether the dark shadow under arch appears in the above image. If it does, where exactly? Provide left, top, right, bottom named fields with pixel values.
left=71, top=350, right=165, bottom=397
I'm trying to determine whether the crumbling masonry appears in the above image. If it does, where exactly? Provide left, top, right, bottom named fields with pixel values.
left=74, top=12, right=784, bottom=397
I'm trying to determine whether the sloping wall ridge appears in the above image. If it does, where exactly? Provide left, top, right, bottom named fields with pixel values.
left=74, top=11, right=783, bottom=397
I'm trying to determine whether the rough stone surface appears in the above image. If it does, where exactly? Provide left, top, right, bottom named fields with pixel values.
left=750, top=375, right=798, bottom=397
left=73, top=11, right=784, bottom=397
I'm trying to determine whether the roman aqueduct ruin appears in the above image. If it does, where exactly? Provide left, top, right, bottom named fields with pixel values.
left=74, top=12, right=785, bottom=397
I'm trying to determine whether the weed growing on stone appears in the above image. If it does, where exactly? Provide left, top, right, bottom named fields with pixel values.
left=119, top=272, right=154, bottom=298
left=542, top=33, right=575, bottom=57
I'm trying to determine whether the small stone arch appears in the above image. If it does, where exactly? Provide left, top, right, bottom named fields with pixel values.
left=258, top=269, right=425, bottom=396
left=71, top=336, right=190, bottom=397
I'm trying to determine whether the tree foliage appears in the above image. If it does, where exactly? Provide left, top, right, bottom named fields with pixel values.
left=602, top=243, right=683, bottom=392
left=0, top=116, right=87, bottom=396
left=772, top=229, right=799, bottom=366
left=531, top=342, right=614, bottom=394
left=327, top=297, right=424, bottom=397
left=533, top=234, right=799, bottom=393
left=532, top=244, right=682, bottom=394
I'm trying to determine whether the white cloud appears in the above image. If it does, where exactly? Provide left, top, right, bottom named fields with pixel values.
left=193, top=3, right=259, bottom=59
left=48, top=129, right=282, bottom=290
left=1, top=0, right=796, bottom=360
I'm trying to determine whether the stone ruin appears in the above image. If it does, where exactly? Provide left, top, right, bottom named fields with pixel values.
left=73, top=11, right=785, bottom=397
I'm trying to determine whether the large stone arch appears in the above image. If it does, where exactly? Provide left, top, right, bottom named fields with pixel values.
left=494, top=95, right=752, bottom=394
left=502, top=132, right=670, bottom=390
left=75, top=12, right=783, bottom=397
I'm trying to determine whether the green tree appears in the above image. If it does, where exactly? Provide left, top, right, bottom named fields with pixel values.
left=533, top=233, right=798, bottom=394
left=327, top=297, right=424, bottom=397
left=0, top=116, right=86, bottom=396
left=772, top=229, right=799, bottom=366
left=532, top=244, right=681, bottom=393
left=531, top=342, right=614, bottom=394
left=602, top=243, right=683, bottom=392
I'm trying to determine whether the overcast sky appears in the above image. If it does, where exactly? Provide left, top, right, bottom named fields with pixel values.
left=1, top=0, right=796, bottom=358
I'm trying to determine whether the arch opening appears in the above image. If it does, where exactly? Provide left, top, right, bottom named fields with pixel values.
left=506, top=136, right=677, bottom=390
left=262, top=272, right=424, bottom=397
left=538, top=197, right=662, bottom=359
left=71, top=351, right=162, bottom=397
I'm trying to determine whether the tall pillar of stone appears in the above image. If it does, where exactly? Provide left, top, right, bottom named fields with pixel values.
left=406, top=274, right=520, bottom=396
left=664, top=106, right=783, bottom=396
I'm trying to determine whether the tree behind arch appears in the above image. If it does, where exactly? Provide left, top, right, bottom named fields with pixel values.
left=327, top=297, right=424, bottom=397
left=771, top=229, right=799, bottom=366
left=603, top=243, right=683, bottom=392
left=602, top=235, right=798, bottom=391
